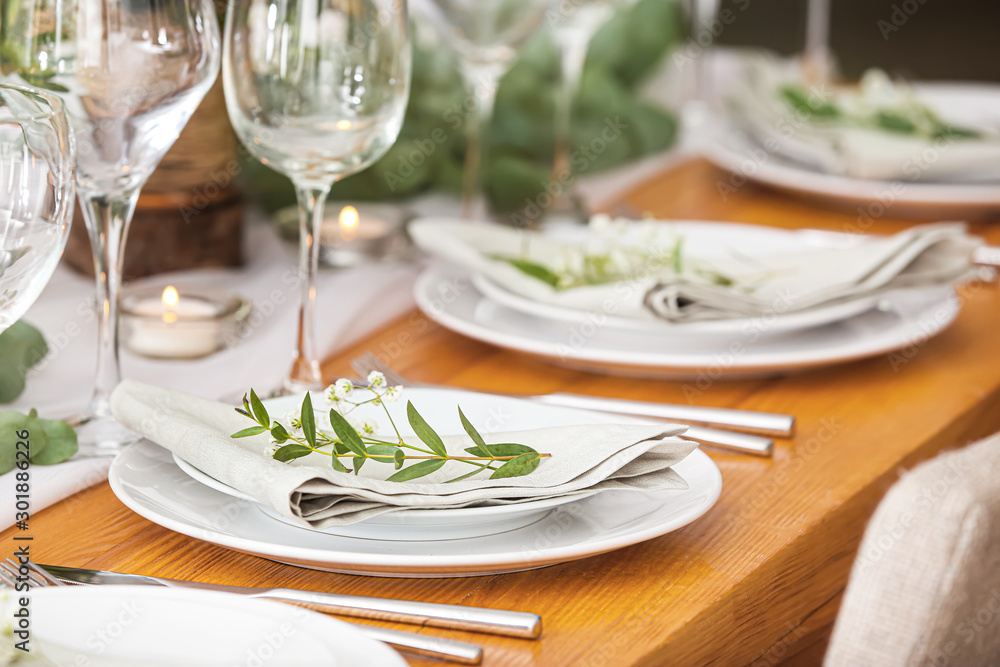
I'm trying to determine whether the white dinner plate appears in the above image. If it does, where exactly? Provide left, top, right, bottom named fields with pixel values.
left=473, top=221, right=884, bottom=337
left=108, top=389, right=722, bottom=577
left=172, top=446, right=598, bottom=542
left=416, top=265, right=959, bottom=380
left=704, top=83, right=1000, bottom=218
left=29, top=585, right=405, bottom=666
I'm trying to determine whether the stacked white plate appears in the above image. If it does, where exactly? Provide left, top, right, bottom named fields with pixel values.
left=414, top=221, right=961, bottom=380
left=108, top=387, right=723, bottom=577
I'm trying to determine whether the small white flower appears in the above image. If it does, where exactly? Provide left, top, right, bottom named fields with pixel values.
left=367, top=370, right=386, bottom=389
left=281, top=409, right=303, bottom=433
left=383, top=385, right=403, bottom=402
left=360, top=418, right=378, bottom=435
left=265, top=441, right=282, bottom=457
left=325, top=378, right=354, bottom=402
left=589, top=213, right=612, bottom=233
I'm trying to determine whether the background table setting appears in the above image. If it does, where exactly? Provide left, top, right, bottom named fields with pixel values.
left=1, top=0, right=999, bottom=665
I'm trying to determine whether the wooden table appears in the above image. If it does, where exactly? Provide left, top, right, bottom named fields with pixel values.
left=13, top=159, right=1000, bottom=666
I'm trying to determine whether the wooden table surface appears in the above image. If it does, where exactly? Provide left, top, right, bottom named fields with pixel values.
left=13, top=159, right=1000, bottom=666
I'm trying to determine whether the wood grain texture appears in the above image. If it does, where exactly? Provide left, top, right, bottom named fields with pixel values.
left=9, top=159, right=1000, bottom=666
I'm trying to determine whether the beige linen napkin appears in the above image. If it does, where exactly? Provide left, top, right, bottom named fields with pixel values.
left=110, top=380, right=697, bottom=528
left=729, top=54, right=1000, bottom=182
left=410, top=218, right=978, bottom=324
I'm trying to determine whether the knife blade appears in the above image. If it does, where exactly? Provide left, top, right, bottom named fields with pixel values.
left=38, top=563, right=539, bottom=639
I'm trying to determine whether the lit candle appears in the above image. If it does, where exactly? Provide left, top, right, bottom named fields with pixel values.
left=122, top=286, right=237, bottom=360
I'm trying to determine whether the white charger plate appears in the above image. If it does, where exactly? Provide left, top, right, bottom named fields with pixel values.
left=416, top=265, right=959, bottom=380
left=108, top=389, right=722, bottom=577
left=705, top=83, right=1000, bottom=218
left=30, top=585, right=405, bottom=666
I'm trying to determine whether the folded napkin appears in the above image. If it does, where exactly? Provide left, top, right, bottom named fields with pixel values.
left=729, top=54, right=1000, bottom=182
left=410, top=218, right=978, bottom=324
left=110, top=380, right=697, bottom=528
left=0, top=457, right=111, bottom=531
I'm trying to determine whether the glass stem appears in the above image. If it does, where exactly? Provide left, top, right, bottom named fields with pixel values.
left=460, top=61, right=503, bottom=220
left=550, top=35, right=589, bottom=216
left=79, top=189, right=139, bottom=418
left=287, top=183, right=331, bottom=392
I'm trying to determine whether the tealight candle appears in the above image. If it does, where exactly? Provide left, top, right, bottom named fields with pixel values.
left=277, top=201, right=411, bottom=267
left=121, top=285, right=252, bottom=360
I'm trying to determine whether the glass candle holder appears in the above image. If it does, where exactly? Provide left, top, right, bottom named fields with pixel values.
left=121, top=285, right=252, bottom=360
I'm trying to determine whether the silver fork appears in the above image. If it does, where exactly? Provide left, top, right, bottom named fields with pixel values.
left=0, top=559, right=483, bottom=665
left=350, top=352, right=779, bottom=457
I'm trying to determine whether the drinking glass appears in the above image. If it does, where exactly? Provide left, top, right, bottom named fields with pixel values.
left=223, top=0, right=411, bottom=392
left=1, top=0, right=221, bottom=453
left=416, top=0, right=551, bottom=218
left=547, top=0, right=619, bottom=223
left=0, top=84, right=75, bottom=332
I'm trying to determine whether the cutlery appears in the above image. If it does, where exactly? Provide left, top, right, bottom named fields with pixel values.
left=351, top=353, right=782, bottom=456
left=2, top=560, right=486, bottom=665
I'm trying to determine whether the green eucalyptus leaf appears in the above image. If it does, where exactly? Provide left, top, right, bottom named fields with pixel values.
left=30, top=417, right=77, bottom=465
left=367, top=444, right=402, bottom=464
left=249, top=389, right=270, bottom=427
left=458, top=406, right=492, bottom=458
left=331, top=456, right=349, bottom=473
left=875, top=110, right=917, bottom=134
left=0, top=411, right=42, bottom=475
left=0, top=321, right=49, bottom=404
left=386, top=458, right=446, bottom=482
left=406, top=401, right=446, bottom=457
left=231, top=426, right=267, bottom=438
left=300, top=393, right=316, bottom=447
left=328, top=409, right=367, bottom=456
left=273, top=444, right=313, bottom=462
left=481, top=443, right=537, bottom=458
left=393, top=448, right=405, bottom=470
left=352, top=455, right=366, bottom=475
left=270, top=423, right=289, bottom=444
left=489, top=452, right=543, bottom=479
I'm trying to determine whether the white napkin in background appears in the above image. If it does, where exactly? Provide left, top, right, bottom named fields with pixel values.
left=410, top=218, right=979, bottom=323
left=729, top=54, right=1000, bottom=182
left=110, top=380, right=696, bottom=528
left=1, top=214, right=419, bottom=527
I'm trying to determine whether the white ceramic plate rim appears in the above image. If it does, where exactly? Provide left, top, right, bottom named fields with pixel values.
left=31, top=585, right=406, bottom=666
left=416, top=266, right=959, bottom=369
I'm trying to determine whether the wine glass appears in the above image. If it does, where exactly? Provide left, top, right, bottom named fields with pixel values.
left=546, top=0, right=620, bottom=224
left=1, top=0, right=221, bottom=453
left=415, top=0, right=552, bottom=219
left=0, top=84, right=75, bottom=332
left=223, top=0, right=411, bottom=392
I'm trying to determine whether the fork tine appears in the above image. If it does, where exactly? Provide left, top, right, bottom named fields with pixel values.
left=351, top=352, right=409, bottom=387
left=2, top=558, right=50, bottom=588
left=24, top=561, right=67, bottom=587
left=0, top=560, right=18, bottom=588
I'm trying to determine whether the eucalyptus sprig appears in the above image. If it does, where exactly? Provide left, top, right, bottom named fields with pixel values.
left=232, top=373, right=550, bottom=483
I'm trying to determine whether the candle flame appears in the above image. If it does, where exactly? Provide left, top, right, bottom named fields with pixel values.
left=339, top=206, right=359, bottom=230
left=336, top=119, right=352, bottom=130
left=162, top=286, right=179, bottom=308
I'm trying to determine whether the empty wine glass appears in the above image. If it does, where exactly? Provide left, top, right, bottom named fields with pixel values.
left=0, top=84, right=75, bottom=332
left=223, top=0, right=411, bottom=392
left=2, top=0, right=221, bottom=453
left=546, top=0, right=620, bottom=223
left=415, top=0, right=551, bottom=219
